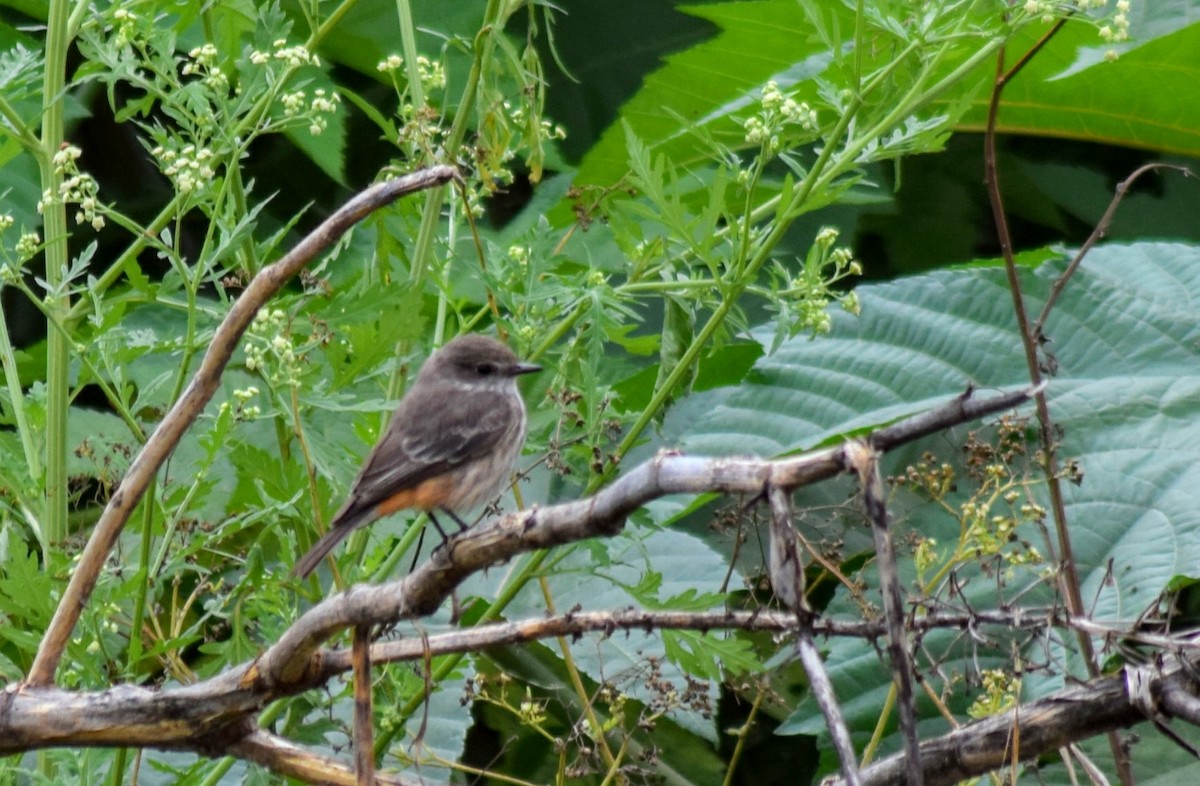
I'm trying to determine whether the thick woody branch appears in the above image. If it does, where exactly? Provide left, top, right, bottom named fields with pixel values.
left=4, top=604, right=1199, bottom=759
left=834, top=655, right=1200, bottom=786
left=261, top=383, right=1039, bottom=685
left=1, top=384, right=1062, bottom=778
left=26, top=166, right=460, bottom=688
left=352, top=625, right=375, bottom=785
left=230, top=729, right=412, bottom=786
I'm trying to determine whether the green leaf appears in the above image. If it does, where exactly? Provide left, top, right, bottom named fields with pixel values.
left=501, top=527, right=738, bottom=742
left=653, top=295, right=697, bottom=414
left=956, top=8, right=1200, bottom=156
left=663, top=628, right=761, bottom=680
left=664, top=242, right=1200, bottom=758
left=574, top=0, right=831, bottom=189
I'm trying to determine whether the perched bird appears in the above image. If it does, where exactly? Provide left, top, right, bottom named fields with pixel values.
left=292, top=334, right=540, bottom=577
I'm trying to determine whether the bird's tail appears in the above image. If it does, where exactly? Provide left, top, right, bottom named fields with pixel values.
left=291, top=506, right=372, bottom=578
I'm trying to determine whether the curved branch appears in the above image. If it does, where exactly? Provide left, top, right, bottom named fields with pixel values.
left=1, top=383, right=1041, bottom=756
left=26, top=166, right=460, bottom=687
left=260, top=381, right=1039, bottom=686
left=230, top=729, right=413, bottom=786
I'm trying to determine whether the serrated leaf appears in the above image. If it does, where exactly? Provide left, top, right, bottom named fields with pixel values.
left=663, top=242, right=1200, bottom=760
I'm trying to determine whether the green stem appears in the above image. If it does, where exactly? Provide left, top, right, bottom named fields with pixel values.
left=311, top=0, right=360, bottom=49
left=64, top=195, right=183, bottom=322
left=530, top=299, right=589, bottom=361
left=0, top=93, right=41, bottom=154
left=40, top=0, right=72, bottom=547
left=615, top=96, right=860, bottom=466
left=16, top=281, right=146, bottom=441
left=407, top=0, right=506, bottom=284
left=124, top=478, right=157, bottom=675
left=395, top=0, right=425, bottom=109
left=0, top=287, right=40, bottom=480
left=66, top=0, right=89, bottom=39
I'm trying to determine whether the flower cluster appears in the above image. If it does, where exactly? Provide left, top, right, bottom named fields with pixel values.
left=38, top=145, right=104, bottom=231
left=742, top=80, right=818, bottom=154
left=15, top=232, right=39, bottom=261
left=280, top=87, right=341, bottom=135
left=1022, top=0, right=1131, bottom=49
left=250, top=39, right=320, bottom=68
left=510, top=104, right=567, bottom=143
left=761, top=226, right=861, bottom=342
left=219, top=385, right=262, bottom=421
left=376, top=54, right=446, bottom=94
left=967, top=669, right=1021, bottom=720
left=1099, top=0, right=1132, bottom=44
left=150, top=143, right=216, bottom=194
left=110, top=8, right=141, bottom=48
left=0, top=216, right=40, bottom=281
left=181, top=43, right=229, bottom=92
left=244, top=308, right=304, bottom=387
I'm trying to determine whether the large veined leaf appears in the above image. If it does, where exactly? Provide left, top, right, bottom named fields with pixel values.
left=571, top=0, right=856, bottom=188
left=660, top=241, right=1200, bottom=768
left=571, top=1, right=1200, bottom=191
left=955, top=2, right=1200, bottom=154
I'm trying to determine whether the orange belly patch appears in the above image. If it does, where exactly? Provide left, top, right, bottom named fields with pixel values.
left=374, top=474, right=456, bottom=516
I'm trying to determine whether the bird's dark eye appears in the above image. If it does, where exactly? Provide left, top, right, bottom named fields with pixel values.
left=475, top=362, right=496, bottom=376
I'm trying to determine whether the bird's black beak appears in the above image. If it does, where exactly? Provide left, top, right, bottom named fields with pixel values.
left=512, top=362, right=542, bottom=376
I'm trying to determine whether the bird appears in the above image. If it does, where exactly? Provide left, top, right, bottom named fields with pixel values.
left=292, top=334, right=541, bottom=578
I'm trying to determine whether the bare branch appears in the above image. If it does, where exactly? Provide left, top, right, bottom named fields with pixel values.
left=0, top=383, right=1065, bottom=784
left=353, top=625, right=375, bottom=786
left=259, top=383, right=1039, bottom=686
left=1031, top=163, right=1195, bottom=341
left=768, top=483, right=862, bottom=786
left=26, top=166, right=460, bottom=688
left=230, top=729, right=413, bottom=786
left=832, top=654, right=1200, bottom=786
left=5, top=601, right=1200, bottom=768
left=846, top=441, right=922, bottom=786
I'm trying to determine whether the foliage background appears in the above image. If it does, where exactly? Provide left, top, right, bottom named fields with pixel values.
left=2, top=0, right=1200, bottom=784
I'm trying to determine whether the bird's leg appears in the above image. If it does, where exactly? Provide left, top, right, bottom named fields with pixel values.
left=426, top=510, right=452, bottom=544
left=407, top=522, right=428, bottom=574
left=441, top=508, right=471, bottom=532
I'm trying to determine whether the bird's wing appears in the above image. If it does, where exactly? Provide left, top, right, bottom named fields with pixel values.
left=333, top=384, right=517, bottom=523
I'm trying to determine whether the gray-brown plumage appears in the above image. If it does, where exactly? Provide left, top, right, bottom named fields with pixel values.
left=292, top=334, right=540, bottom=578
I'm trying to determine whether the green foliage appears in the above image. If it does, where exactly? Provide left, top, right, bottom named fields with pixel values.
left=1, top=0, right=1199, bottom=784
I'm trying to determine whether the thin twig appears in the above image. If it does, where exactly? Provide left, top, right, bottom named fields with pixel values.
left=846, top=441, right=922, bottom=786
left=767, top=484, right=862, bottom=786
left=982, top=25, right=1132, bottom=784
left=353, top=625, right=375, bottom=786
left=1032, top=163, right=1195, bottom=340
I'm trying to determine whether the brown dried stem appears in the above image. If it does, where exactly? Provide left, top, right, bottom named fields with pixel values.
left=983, top=25, right=1133, bottom=783
left=353, top=625, right=376, bottom=786
left=1031, top=162, right=1196, bottom=341
left=845, top=441, right=922, bottom=786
